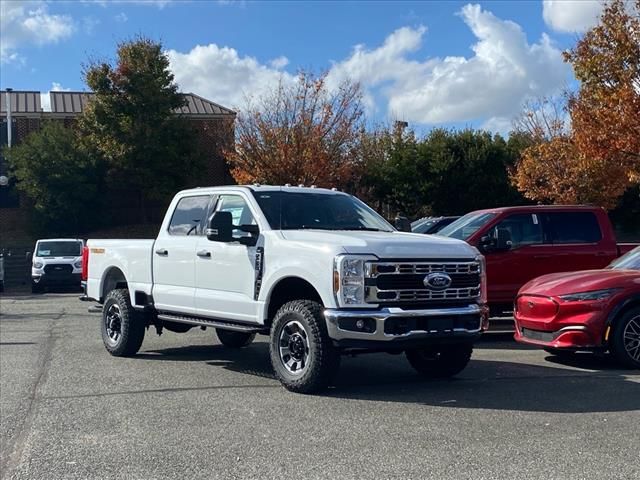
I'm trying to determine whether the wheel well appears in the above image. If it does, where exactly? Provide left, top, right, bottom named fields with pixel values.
left=606, top=297, right=640, bottom=339
left=266, top=277, right=323, bottom=327
left=101, top=267, right=128, bottom=301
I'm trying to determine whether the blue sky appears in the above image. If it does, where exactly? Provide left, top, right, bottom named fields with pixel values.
left=1, top=0, right=609, bottom=132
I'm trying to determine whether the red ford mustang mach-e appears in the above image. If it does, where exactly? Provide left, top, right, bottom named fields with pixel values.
left=514, top=247, right=640, bottom=368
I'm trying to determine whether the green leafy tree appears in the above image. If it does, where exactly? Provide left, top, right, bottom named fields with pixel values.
left=78, top=37, right=203, bottom=221
left=5, top=121, right=105, bottom=235
left=361, top=127, right=527, bottom=219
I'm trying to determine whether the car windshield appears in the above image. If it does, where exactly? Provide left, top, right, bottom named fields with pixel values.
left=36, top=241, right=82, bottom=257
left=436, top=212, right=497, bottom=240
left=252, top=191, right=394, bottom=232
left=608, top=247, right=640, bottom=270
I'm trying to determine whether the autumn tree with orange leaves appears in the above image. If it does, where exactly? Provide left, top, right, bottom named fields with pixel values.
left=513, top=0, right=640, bottom=210
left=227, top=71, right=364, bottom=188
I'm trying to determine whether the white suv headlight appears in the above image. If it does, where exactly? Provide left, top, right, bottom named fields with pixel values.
left=333, top=255, right=377, bottom=307
left=73, top=260, right=82, bottom=269
left=33, top=260, right=44, bottom=269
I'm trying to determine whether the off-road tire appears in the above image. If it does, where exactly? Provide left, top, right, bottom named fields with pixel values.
left=406, top=344, right=472, bottom=378
left=216, top=329, right=255, bottom=348
left=610, top=307, right=640, bottom=369
left=101, top=288, right=145, bottom=357
left=269, top=300, right=340, bottom=393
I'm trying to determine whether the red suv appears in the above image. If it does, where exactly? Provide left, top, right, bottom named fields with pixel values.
left=514, top=247, right=640, bottom=368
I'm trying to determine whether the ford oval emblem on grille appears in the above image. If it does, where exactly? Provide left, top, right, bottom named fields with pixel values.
left=424, top=272, right=452, bottom=291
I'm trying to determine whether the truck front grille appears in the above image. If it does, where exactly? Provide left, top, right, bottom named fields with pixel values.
left=365, top=260, right=481, bottom=305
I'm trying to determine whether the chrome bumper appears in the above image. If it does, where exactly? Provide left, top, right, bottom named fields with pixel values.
left=324, top=304, right=484, bottom=342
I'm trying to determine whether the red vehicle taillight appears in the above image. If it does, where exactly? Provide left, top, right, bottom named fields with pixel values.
left=81, top=246, right=89, bottom=281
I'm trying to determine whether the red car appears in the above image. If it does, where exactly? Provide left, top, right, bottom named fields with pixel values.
left=514, top=247, right=640, bottom=368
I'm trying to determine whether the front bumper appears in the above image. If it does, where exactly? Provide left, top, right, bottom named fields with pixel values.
left=324, top=304, right=486, bottom=348
left=32, top=272, right=82, bottom=286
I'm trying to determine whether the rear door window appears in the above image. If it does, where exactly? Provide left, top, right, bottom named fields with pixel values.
left=169, top=195, right=211, bottom=236
left=547, top=212, right=602, bottom=244
left=490, top=213, right=544, bottom=248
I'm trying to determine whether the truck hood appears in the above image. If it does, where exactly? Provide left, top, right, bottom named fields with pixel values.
left=280, top=230, right=477, bottom=259
left=521, top=269, right=640, bottom=297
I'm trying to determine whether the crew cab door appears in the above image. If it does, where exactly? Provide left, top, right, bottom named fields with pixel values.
left=152, top=194, right=211, bottom=315
left=195, top=193, right=260, bottom=323
left=481, top=213, right=548, bottom=305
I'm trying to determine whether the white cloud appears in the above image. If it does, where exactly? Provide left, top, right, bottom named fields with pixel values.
left=84, top=0, right=174, bottom=8
left=166, top=3, right=569, bottom=128
left=1, top=1, right=75, bottom=64
left=542, top=0, right=604, bottom=33
left=114, top=12, right=128, bottom=23
left=40, top=82, right=71, bottom=112
left=83, top=16, right=101, bottom=34
left=269, top=56, right=289, bottom=69
left=166, top=44, right=295, bottom=110
left=330, top=4, right=569, bottom=125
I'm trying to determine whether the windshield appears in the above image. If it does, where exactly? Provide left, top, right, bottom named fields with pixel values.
left=436, top=212, right=497, bottom=240
left=608, top=247, right=640, bottom=270
left=36, top=241, right=82, bottom=257
left=252, top=191, right=394, bottom=232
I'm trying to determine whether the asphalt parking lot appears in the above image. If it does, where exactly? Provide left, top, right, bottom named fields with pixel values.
left=0, top=293, right=638, bottom=480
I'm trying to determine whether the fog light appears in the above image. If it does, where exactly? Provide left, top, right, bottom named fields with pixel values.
left=356, top=319, right=365, bottom=330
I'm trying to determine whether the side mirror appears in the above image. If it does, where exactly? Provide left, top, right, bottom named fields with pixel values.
left=26, top=251, right=32, bottom=261
left=496, top=228, right=513, bottom=251
left=479, top=235, right=495, bottom=252
left=394, top=216, right=412, bottom=232
left=206, top=211, right=233, bottom=242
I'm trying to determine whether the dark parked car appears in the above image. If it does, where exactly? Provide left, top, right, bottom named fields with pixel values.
left=411, top=216, right=459, bottom=235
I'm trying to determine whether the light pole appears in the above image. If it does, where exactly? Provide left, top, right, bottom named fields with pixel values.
left=5, top=88, right=12, bottom=148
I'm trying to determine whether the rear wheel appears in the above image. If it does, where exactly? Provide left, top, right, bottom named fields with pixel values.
left=101, top=289, right=145, bottom=357
left=610, top=307, right=640, bottom=369
left=406, top=344, right=472, bottom=378
left=269, top=300, right=340, bottom=393
left=216, top=329, right=255, bottom=348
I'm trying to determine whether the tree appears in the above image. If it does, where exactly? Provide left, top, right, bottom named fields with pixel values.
left=513, top=0, right=640, bottom=209
left=4, top=121, right=105, bottom=235
left=227, top=71, right=364, bottom=188
left=78, top=37, right=203, bottom=221
left=566, top=0, right=640, bottom=183
left=361, top=127, right=527, bottom=219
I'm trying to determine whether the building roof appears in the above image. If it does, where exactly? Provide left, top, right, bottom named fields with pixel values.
left=1, top=90, right=235, bottom=118
left=0, top=91, right=41, bottom=115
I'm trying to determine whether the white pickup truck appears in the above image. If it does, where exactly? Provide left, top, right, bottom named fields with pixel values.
left=83, top=185, right=488, bottom=392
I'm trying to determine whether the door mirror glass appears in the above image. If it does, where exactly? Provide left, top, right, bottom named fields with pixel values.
left=207, top=211, right=233, bottom=242
left=394, top=215, right=411, bottom=232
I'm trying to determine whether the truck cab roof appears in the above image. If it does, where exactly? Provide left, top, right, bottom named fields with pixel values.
left=175, top=185, right=345, bottom=196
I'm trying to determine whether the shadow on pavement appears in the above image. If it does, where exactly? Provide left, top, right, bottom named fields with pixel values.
left=137, top=342, right=640, bottom=413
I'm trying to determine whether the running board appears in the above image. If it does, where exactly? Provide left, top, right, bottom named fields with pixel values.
left=157, top=313, right=266, bottom=334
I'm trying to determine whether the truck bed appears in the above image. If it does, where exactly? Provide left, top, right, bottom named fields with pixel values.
left=86, top=239, right=155, bottom=301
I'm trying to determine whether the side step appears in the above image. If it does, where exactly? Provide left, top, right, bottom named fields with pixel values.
left=157, top=313, right=266, bottom=334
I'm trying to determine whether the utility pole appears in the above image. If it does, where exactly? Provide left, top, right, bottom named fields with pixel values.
left=6, top=88, right=13, bottom=148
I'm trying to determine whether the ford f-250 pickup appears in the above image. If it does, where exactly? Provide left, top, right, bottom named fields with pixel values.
left=82, top=186, right=488, bottom=393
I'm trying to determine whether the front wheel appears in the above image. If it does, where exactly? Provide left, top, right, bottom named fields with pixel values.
left=406, top=344, right=472, bottom=378
left=610, top=307, right=640, bottom=369
left=269, top=300, right=340, bottom=393
left=101, top=289, right=145, bottom=357
left=216, top=329, right=255, bottom=348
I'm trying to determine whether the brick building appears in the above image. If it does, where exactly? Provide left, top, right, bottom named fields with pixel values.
left=0, top=90, right=236, bottom=244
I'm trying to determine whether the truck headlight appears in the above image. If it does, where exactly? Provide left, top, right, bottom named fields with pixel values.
left=333, top=255, right=377, bottom=307
left=475, top=253, right=487, bottom=304
left=73, top=260, right=82, bottom=269
left=33, top=261, right=43, bottom=269
left=559, top=288, right=621, bottom=302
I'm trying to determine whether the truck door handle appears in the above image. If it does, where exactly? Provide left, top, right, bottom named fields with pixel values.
left=155, top=248, right=168, bottom=256
left=197, top=250, right=211, bottom=258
